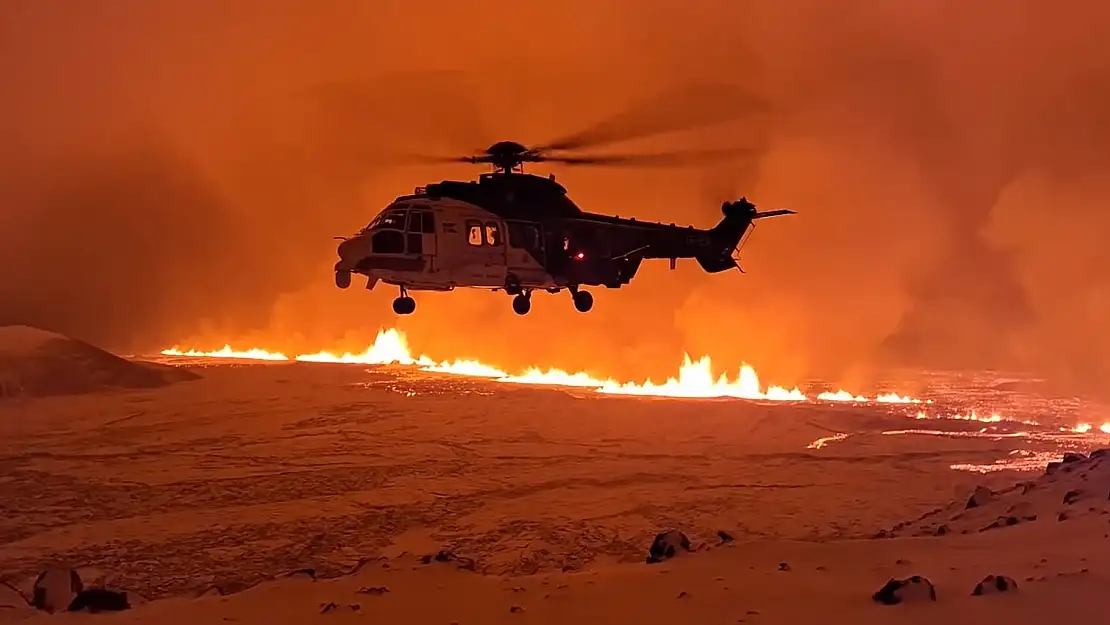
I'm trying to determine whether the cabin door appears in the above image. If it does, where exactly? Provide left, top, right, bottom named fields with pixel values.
left=406, top=209, right=438, bottom=270
left=459, top=217, right=508, bottom=287
left=505, top=220, right=548, bottom=285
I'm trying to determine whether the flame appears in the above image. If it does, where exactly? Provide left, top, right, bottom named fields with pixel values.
left=1066, top=423, right=1110, bottom=434
left=294, top=329, right=424, bottom=365
left=162, top=328, right=923, bottom=403
left=500, top=367, right=614, bottom=388
left=875, top=392, right=923, bottom=404
left=160, top=345, right=289, bottom=361
left=597, top=355, right=806, bottom=400
left=817, top=389, right=869, bottom=403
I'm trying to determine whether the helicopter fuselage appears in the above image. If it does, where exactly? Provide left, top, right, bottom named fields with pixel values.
left=333, top=172, right=790, bottom=316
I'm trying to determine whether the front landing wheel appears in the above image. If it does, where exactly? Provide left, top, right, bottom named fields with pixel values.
left=572, top=290, right=593, bottom=313
left=512, top=294, right=531, bottom=315
left=392, top=296, right=416, bottom=315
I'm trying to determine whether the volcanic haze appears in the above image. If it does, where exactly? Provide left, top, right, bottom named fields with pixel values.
left=3, top=3, right=1110, bottom=390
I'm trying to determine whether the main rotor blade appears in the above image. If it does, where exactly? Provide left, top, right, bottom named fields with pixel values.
left=294, top=69, right=493, bottom=155
left=535, top=82, right=771, bottom=153
left=541, top=146, right=761, bottom=168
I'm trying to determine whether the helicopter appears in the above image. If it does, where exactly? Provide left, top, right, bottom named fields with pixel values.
left=331, top=93, right=795, bottom=316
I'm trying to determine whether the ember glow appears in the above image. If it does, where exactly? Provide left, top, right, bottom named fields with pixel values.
left=161, top=328, right=923, bottom=402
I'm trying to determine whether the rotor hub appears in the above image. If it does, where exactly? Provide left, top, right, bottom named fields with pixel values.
left=473, top=141, right=539, bottom=173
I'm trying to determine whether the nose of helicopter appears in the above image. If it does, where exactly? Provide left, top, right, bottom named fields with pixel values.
left=337, top=237, right=357, bottom=260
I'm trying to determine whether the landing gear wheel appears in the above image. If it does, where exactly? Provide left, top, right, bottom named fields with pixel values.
left=392, top=296, right=416, bottom=315
left=335, top=270, right=352, bottom=289
left=572, top=290, right=593, bottom=313
left=512, top=294, right=531, bottom=315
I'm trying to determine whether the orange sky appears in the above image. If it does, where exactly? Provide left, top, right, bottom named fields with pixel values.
left=2, top=0, right=1110, bottom=396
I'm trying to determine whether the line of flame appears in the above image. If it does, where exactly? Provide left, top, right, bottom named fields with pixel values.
left=160, top=328, right=926, bottom=403
left=159, top=330, right=1110, bottom=434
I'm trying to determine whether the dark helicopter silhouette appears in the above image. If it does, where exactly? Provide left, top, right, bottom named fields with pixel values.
left=331, top=83, right=795, bottom=316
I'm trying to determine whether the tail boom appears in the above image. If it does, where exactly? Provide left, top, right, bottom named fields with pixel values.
left=697, top=198, right=794, bottom=273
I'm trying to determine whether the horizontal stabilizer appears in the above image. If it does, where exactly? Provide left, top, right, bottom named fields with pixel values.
left=751, top=209, right=796, bottom=220
left=699, top=198, right=795, bottom=274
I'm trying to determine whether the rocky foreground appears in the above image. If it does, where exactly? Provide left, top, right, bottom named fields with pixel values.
left=3, top=450, right=1108, bottom=623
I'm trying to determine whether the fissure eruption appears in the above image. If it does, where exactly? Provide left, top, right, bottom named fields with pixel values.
left=162, top=328, right=923, bottom=403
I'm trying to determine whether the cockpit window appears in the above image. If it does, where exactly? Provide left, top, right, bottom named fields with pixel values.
left=365, top=209, right=407, bottom=232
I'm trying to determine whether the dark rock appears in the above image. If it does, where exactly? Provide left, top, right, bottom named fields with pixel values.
left=31, top=569, right=82, bottom=613
left=197, top=585, right=224, bottom=598
left=677, top=591, right=689, bottom=599
left=972, top=575, right=1018, bottom=596
left=1063, top=452, right=1087, bottom=464
left=980, top=516, right=1021, bottom=531
left=1046, top=461, right=1063, bottom=475
left=357, top=586, right=389, bottom=596
left=422, top=550, right=457, bottom=565
left=872, top=576, right=936, bottom=605
left=1090, top=448, right=1110, bottom=459
left=68, top=588, right=130, bottom=613
left=509, top=605, right=524, bottom=613
left=966, top=485, right=994, bottom=509
left=320, top=602, right=339, bottom=614
left=1064, top=490, right=1083, bottom=505
left=646, top=530, right=691, bottom=564
left=284, top=568, right=316, bottom=580
left=717, top=530, right=735, bottom=543
left=934, top=524, right=949, bottom=536
left=1058, top=511, right=1071, bottom=521
left=778, top=562, right=791, bottom=571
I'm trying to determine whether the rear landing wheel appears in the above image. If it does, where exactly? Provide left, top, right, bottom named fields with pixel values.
left=335, top=270, right=352, bottom=289
left=512, top=293, right=531, bottom=315
left=572, top=290, right=593, bottom=313
left=392, top=296, right=416, bottom=315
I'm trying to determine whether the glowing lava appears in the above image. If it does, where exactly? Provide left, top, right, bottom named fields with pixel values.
left=1068, top=423, right=1110, bottom=434
left=817, top=390, right=868, bottom=402
left=597, top=355, right=805, bottom=400
left=876, top=392, right=923, bottom=404
left=161, top=328, right=920, bottom=403
left=160, top=345, right=289, bottom=361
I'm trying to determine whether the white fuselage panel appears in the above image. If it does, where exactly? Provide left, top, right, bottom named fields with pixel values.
left=336, top=198, right=558, bottom=292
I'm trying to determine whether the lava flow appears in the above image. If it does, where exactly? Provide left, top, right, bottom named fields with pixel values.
left=162, top=328, right=927, bottom=403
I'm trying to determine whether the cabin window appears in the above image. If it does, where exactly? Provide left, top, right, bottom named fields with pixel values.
left=508, top=222, right=542, bottom=250
left=406, top=211, right=423, bottom=233
left=374, top=210, right=406, bottom=231
left=466, top=220, right=483, bottom=246
left=484, top=222, right=502, bottom=246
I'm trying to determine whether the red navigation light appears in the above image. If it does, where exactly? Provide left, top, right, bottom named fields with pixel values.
left=575, top=251, right=585, bottom=260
